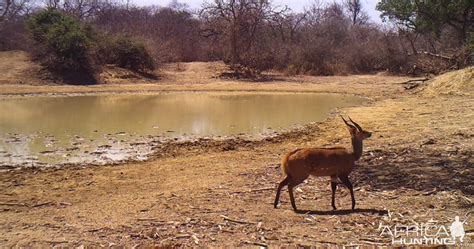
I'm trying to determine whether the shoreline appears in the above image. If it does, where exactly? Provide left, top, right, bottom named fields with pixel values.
left=0, top=72, right=412, bottom=100
left=0, top=88, right=372, bottom=99
left=0, top=91, right=370, bottom=172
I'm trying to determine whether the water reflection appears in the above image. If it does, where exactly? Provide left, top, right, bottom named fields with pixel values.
left=0, top=92, right=364, bottom=168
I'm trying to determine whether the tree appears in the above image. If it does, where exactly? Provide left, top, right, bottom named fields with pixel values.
left=1, top=0, right=33, bottom=23
left=377, top=0, right=473, bottom=42
left=0, top=0, right=13, bottom=22
left=344, top=0, right=368, bottom=25
left=200, top=0, right=288, bottom=70
left=110, top=37, right=155, bottom=72
left=27, top=9, right=96, bottom=83
left=168, top=0, right=189, bottom=11
left=43, top=0, right=108, bottom=19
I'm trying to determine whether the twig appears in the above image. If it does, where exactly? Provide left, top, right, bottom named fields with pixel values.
left=367, top=192, right=397, bottom=200
left=87, top=228, right=102, bottom=233
left=420, top=51, right=455, bottom=61
left=396, top=78, right=429, bottom=84
left=248, top=187, right=275, bottom=192
left=343, top=244, right=363, bottom=248
left=232, top=187, right=275, bottom=194
left=0, top=202, right=28, bottom=207
left=31, top=240, right=69, bottom=244
left=136, top=218, right=171, bottom=226
left=33, top=202, right=53, bottom=208
left=459, top=195, right=472, bottom=204
left=359, top=238, right=387, bottom=245
left=220, top=215, right=255, bottom=224
left=47, top=240, right=69, bottom=244
left=176, top=233, right=191, bottom=239
left=244, top=240, right=268, bottom=247
left=136, top=218, right=162, bottom=221
left=307, top=240, right=339, bottom=245
left=422, top=188, right=438, bottom=196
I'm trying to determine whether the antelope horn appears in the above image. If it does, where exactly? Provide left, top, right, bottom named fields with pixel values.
left=340, top=115, right=356, bottom=129
left=348, top=116, right=362, bottom=131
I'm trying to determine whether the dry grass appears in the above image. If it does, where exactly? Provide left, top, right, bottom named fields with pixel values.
left=158, top=61, right=229, bottom=82
left=422, top=66, right=474, bottom=96
left=0, top=51, right=48, bottom=85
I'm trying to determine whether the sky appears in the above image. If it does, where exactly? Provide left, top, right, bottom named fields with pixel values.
left=132, top=0, right=384, bottom=23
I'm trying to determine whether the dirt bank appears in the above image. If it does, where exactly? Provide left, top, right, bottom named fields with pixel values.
left=0, top=51, right=412, bottom=100
left=0, top=53, right=472, bottom=247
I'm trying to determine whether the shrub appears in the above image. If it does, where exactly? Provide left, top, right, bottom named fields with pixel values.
left=94, top=36, right=155, bottom=73
left=27, top=10, right=64, bottom=43
left=26, top=10, right=156, bottom=83
left=46, top=19, right=91, bottom=71
left=113, top=37, right=155, bottom=72
left=27, top=9, right=94, bottom=74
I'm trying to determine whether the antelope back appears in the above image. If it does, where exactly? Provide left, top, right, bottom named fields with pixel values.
left=285, top=148, right=355, bottom=177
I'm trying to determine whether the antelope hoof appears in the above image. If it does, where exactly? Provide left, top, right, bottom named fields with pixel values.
left=332, top=206, right=337, bottom=211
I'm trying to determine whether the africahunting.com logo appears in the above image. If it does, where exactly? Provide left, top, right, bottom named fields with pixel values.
left=379, top=216, right=470, bottom=245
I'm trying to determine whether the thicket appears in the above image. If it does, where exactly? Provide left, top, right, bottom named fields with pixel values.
left=96, top=36, right=155, bottom=72
left=23, top=9, right=155, bottom=83
left=1, top=0, right=472, bottom=78
left=27, top=10, right=94, bottom=76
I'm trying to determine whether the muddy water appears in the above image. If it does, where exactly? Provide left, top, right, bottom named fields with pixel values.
left=0, top=92, right=364, bottom=168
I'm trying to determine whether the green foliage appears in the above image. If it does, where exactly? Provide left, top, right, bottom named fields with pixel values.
left=26, top=10, right=64, bottom=43
left=113, top=37, right=155, bottom=72
left=95, top=36, right=155, bottom=72
left=377, top=0, right=473, bottom=39
left=376, top=0, right=417, bottom=29
left=27, top=9, right=93, bottom=73
left=26, top=9, right=155, bottom=82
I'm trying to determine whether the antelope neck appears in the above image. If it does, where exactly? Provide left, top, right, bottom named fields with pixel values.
left=351, top=137, right=363, bottom=161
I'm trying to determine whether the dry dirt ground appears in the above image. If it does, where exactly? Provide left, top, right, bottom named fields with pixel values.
left=0, top=51, right=473, bottom=247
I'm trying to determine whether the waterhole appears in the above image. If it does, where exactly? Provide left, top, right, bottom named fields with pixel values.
left=0, top=92, right=365, bottom=168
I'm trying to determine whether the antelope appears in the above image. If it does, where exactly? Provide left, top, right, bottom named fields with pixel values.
left=274, top=116, right=372, bottom=212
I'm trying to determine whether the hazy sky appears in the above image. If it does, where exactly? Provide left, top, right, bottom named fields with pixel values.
left=132, top=0, right=384, bottom=23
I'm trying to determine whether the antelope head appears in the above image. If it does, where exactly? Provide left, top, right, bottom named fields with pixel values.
left=340, top=115, right=372, bottom=140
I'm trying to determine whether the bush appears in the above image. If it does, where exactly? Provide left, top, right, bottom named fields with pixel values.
left=113, top=37, right=155, bottom=72
left=27, top=9, right=94, bottom=75
left=27, top=9, right=156, bottom=84
left=95, top=36, right=155, bottom=73
left=27, top=10, right=64, bottom=43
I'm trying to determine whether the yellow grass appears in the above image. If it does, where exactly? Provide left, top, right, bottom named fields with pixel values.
left=423, top=66, right=474, bottom=96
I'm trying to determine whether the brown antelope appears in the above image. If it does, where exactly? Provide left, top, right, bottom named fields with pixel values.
left=274, top=116, right=372, bottom=212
